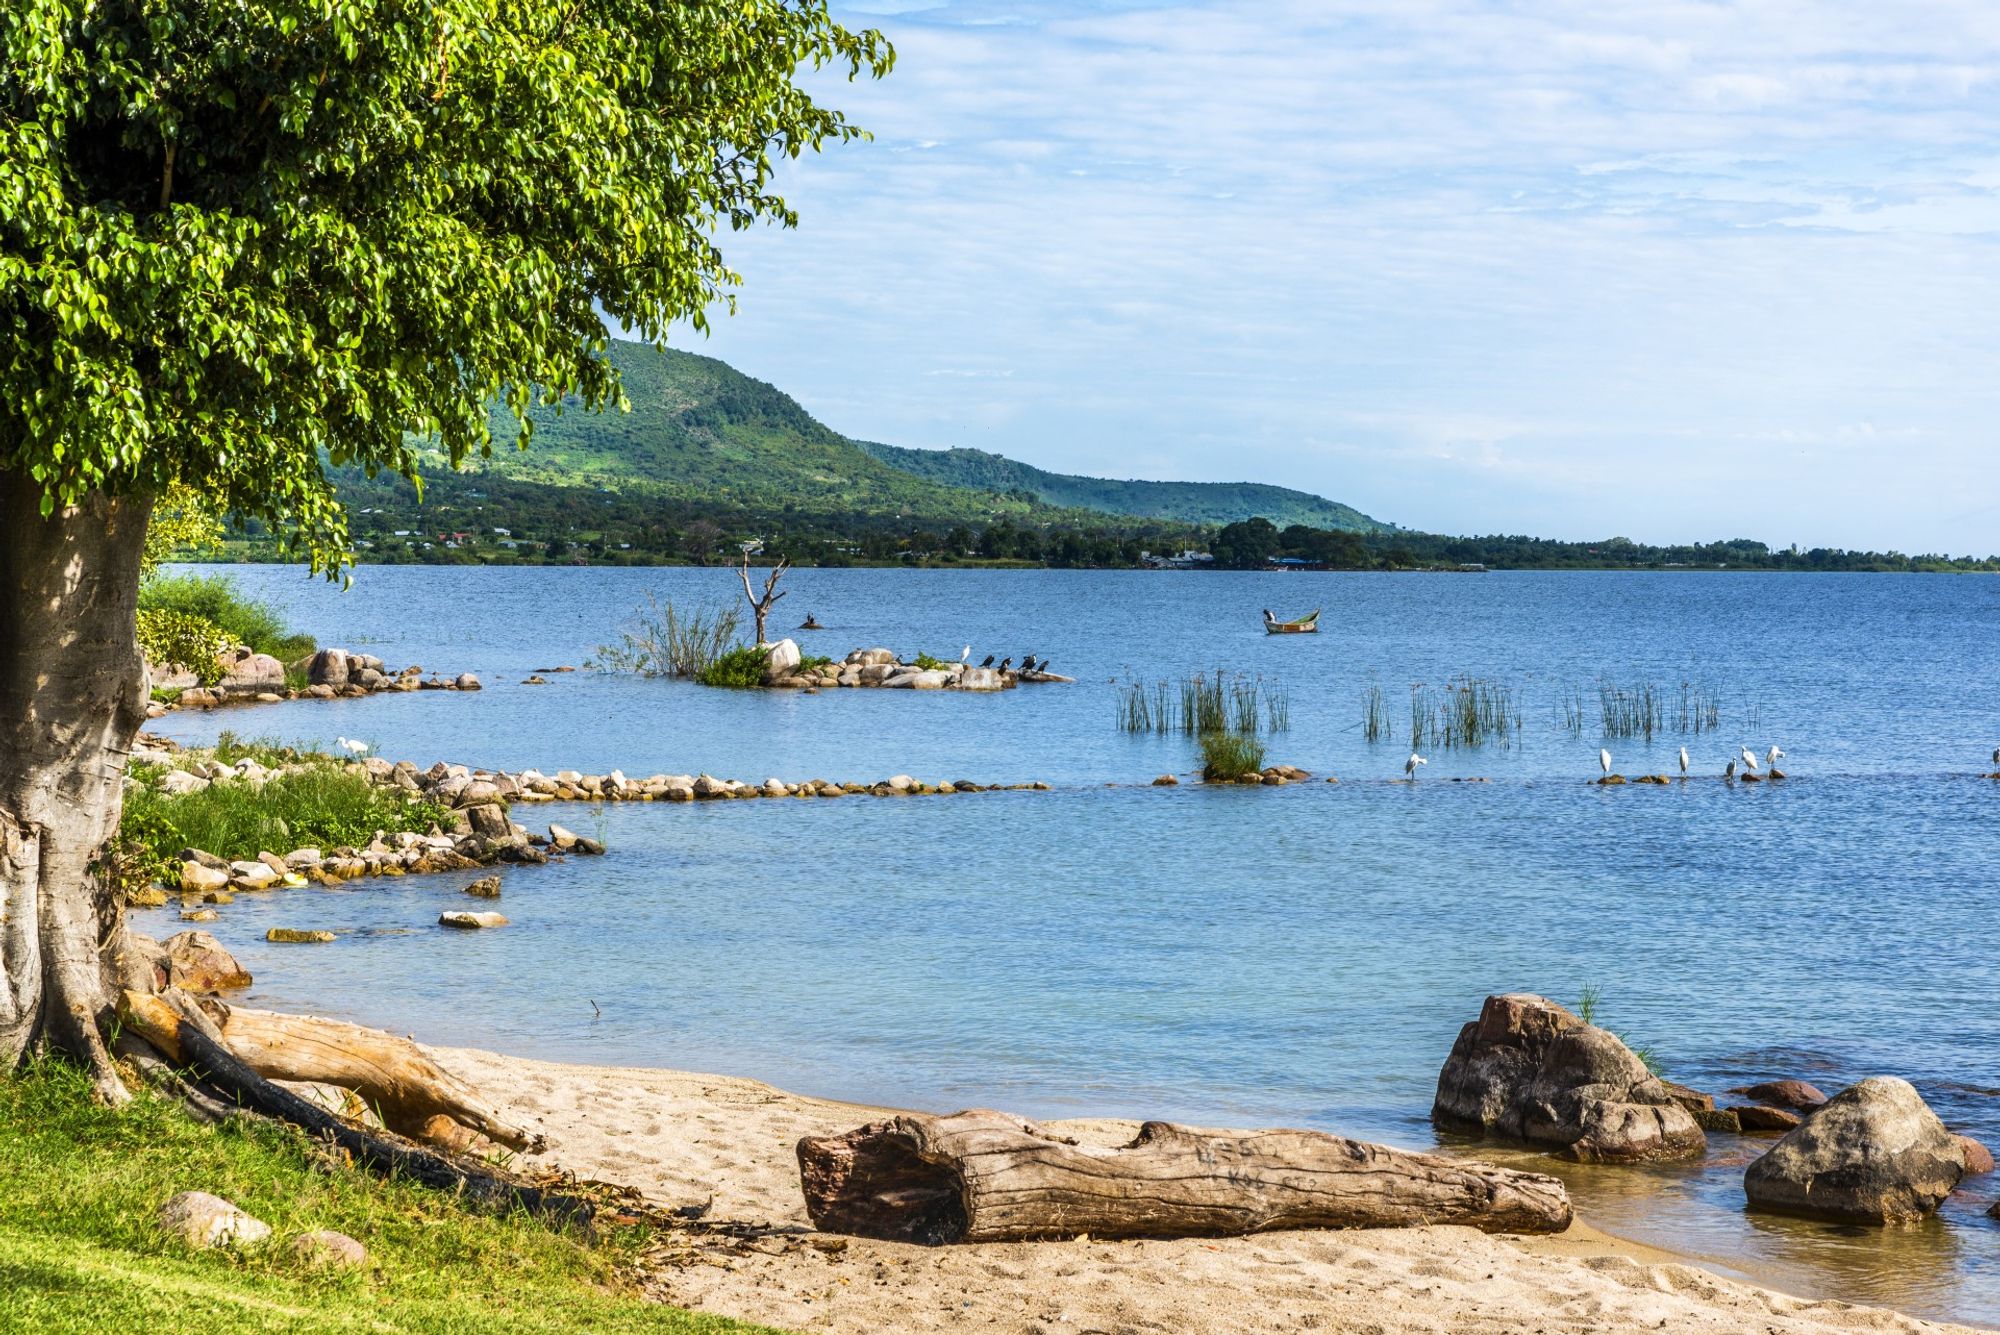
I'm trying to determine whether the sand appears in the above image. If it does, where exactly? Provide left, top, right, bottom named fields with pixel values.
left=432, top=1045, right=1979, bottom=1335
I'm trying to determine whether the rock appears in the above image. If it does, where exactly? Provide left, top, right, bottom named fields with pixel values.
left=463, top=876, right=502, bottom=898
left=574, top=837, right=605, bottom=856
left=306, top=648, right=350, bottom=688
left=1727, top=1079, right=1827, bottom=1111
left=158, top=769, right=210, bottom=796
left=229, top=861, right=280, bottom=890
left=181, top=847, right=229, bottom=871
left=1743, top=1077, right=1964, bottom=1222
left=846, top=647, right=897, bottom=667
left=158, top=1191, right=271, bottom=1249
left=1695, top=1108, right=1743, bottom=1134
left=303, top=683, right=337, bottom=699
left=454, top=672, right=482, bottom=690
left=1432, top=993, right=1705, bottom=1163
left=217, top=649, right=285, bottom=695
left=283, top=848, right=323, bottom=869
left=354, top=667, right=387, bottom=690
left=1730, top=1105, right=1803, bottom=1133
left=464, top=803, right=512, bottom=838
left=179, top=862, right=230, bottom=894
left=456, top=780, right=501, bottom=809
left=762, top=638, right=802, bottom=682
left=266, top=928, right=336, bottom=944
left=522, top=675, right=547, bottom=685
left=163, top=930, right=253, bottom=990
left=440, top=911, right=508, bottom=929
left=957, top=667, right=1004, bottom=691
left=1662, top=1081, right=1714, bottom=1113
left=128, top=886, right=169, bottom=907
left=290, top=1230, right=367, bottom=1268
left=908, top=670, right=952, bottom=689
left=547, top=824, right=578, bottom=850
left=1955, top=1134, right=1994, bottom=1176
left=857, top=663, right=895, bottom=685
left=180, top=907, right=218, bottom=922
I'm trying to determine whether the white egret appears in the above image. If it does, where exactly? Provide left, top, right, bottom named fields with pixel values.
left=336, top=737, right=369, bottom=756
left=960, top=645, right=971, bottom=663
left=1740, top=746, right=1759, bottom=773
left=1599, top=748, right=1612, bottom=777
left=1405, top=753, right=1427, bottom=780
left=1679, top=746, right=1690, bottom=776
left=1766, top=745, right=1785, bottom=768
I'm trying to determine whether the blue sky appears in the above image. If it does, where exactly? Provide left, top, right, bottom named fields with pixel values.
left=674, top=0, right=2000, bottom=552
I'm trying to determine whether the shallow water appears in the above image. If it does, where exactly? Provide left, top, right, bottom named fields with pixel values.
left=147, top=565, right=2000, bottom=1324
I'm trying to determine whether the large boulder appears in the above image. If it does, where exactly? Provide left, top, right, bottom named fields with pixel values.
left=162, top=930, right=253, bottom=991
left=762, top=638, right=802, bottom=682
left=305, top=648, right=350, bottom=688
left=216, top=649, right=285, bottom=695
left=1432, top=993, right=1705, bottom=1163
left=1743, top=1077, right=1964, bottom=1223
left=846, top=647, right=897, bottom=667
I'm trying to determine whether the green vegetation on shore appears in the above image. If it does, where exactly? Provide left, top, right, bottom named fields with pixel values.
left=115, top=753, right=449, bottom=890
left=0, top=1061, right=768, bottom=1335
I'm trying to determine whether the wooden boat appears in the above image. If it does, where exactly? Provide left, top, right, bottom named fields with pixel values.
left=1264, top=609, right=1320, bottom=634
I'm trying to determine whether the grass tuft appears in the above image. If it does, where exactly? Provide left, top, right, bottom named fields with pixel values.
left=694, top=645, right=770, bottom=689
left=1198, top=731, right=1267, bottom=781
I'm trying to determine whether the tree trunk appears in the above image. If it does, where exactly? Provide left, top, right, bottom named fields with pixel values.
left=0, top=470, right=152, bottom=1102
left=203, top=1001, right=545, bottom=1151
left=798, top=1109, right=1573, bottom=1244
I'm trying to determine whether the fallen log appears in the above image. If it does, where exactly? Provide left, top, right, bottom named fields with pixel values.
left=797, top=1109, right=1573, bottom=1244
left=118, top=991, right=588, bottom=1227
left=202, top=1002, right=543, bottom=1152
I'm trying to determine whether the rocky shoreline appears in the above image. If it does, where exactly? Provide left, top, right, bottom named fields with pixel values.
left=148, top=644, right=482, bottom=714
left=757, top=640, right=1076, bottom=690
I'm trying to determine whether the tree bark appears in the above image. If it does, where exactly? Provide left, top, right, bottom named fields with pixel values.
left=739, top=551, right=789, bottom=646
left=0, top=470, right=153, bottom=1101
left=203, top=1001, right=545, bottom=1151
left=798, top=1109, right=1573, bottom=1244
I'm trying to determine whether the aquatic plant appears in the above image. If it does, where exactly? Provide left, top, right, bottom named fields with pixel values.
left=695, top=645, right=771, bottom=689
left=912, top=652, right=952, bottom=671
left=1408, top=677, right=1521, bottom=751
left=1117, top=671, right=1288, bottom=737
left=1598, top=681, right=1664, bottom=741
left=591, top=595, right=742, bottom=678
left=1361, top=683, right=1389, bottom=743
left=1198, top=730, right=1267, bottom=781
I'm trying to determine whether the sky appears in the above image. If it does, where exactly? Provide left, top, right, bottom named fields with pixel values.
left=670, top=0, right=2000, bottom=552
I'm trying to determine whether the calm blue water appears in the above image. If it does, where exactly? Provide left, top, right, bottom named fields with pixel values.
left=146, top=566, right=2000, bottom=1324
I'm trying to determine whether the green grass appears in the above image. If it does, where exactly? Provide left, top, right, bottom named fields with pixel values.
left=117, top=764, right=451, bottom=883
left=694, top=645, right=770, bottom=689
left=0, top=1059, right=773, bottom=1334
left=138, top=574, right=316, bottom=661
left=1198, top=731, right=1267, bottom=781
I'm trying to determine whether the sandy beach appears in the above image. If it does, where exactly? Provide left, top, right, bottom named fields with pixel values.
left=429, top=1045, right=1982, bottom=1335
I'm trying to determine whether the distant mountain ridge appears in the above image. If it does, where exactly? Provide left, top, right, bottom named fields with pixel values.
left=854, top=439, right=1388, bottom=533
left=439, top=341, right=1384, bottom=532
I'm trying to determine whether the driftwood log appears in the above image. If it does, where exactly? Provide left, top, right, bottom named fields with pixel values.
left=797, top=1109, right=1573, bottom=1244
left=203, top=1003, right=542, bottom=1151
left=118, top=991, right=588, bottom=1225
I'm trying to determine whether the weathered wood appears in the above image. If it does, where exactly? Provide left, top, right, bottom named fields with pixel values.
left=118, top=992, right=589, bottom=1226
left=204, top=1002, right=543, bottom=1151
left=797, top=1109, right=1573, bottom=1244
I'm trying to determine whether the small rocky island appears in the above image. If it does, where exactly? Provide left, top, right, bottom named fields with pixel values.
left=760, top=640, right=1074, bottom=690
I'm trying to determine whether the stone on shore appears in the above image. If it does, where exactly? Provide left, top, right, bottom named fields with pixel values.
left=179, top=861, right=230, bottom=894
left=1729, top=1105, right=1803, bottom=1133
left=159, top=769, right=209, bottom=796
left=158, top=1191, right=270, bottom=1248
left=1743, top=1076, right=1964, bottom=1222
left=958, top=667, right=1004, bottom=691
left=547, top=824, right=578, bottom=850
left=762, top=638, right=802, bottom=682
left=1954, top=1134, right=1994, bottom=1176
left=440, top=911, right=508, bottom=929
left=846, top=647, right=897, bottom=667
left=463, top=876, right=502, bottom=898
left=1432, top=993, right=1705, bottom=1163
left=306, top=648, right=350, bottom=688
left=291, top=1230, right=368, bottom=1268
left=163, top=930, right=253, bottom=991
left=266, top=928, right=336, bottom=944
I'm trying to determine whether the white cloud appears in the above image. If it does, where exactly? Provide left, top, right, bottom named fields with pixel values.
left=672, top=0, right=2000, bottom=550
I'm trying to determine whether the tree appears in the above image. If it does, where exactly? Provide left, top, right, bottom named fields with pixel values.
left=0, top=0, right=891, bottom=1099
left=738, top=550, right=791, bottom=646
left=1212, top=517, right=1280, bottom=570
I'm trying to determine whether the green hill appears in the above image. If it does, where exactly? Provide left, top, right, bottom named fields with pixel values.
left=854, top=440, right=1389, bottom=532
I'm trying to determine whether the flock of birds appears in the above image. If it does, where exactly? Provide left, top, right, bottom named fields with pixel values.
left=1400, top=743, right=1789, bottom=781
left=965, top=648, right=1050, bottom=675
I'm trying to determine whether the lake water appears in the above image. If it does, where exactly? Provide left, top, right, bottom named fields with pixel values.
left=146, top=565, right=2000, bottom=1325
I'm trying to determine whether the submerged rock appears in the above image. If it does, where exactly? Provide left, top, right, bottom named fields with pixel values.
left=1743, top=1077, right=1963, bottom=1222
left=440, top=911, right=508, bottom=930
left=266, top=928, right=335, bottom=944
left=1432, top=993, right=1705, bottom=1163
left=463, top=876, right=502, bottom=899
left=1727, top=1079, right=1827, bottom=1111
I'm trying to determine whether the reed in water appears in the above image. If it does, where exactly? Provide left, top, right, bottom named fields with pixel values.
left=1117, top=671, right=1289, bottom=736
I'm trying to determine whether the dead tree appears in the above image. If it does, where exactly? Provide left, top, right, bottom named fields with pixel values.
left=799, top=1109, right=1572, bottom=1244
left=739, top=550, right=791, bottom=645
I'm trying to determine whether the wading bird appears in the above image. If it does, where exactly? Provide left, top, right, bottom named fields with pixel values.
left=1679, top=746, right=1690, bottom=776
left=1725, top=759, right=1736, bottom=780
left=1599, top=748, right=1612, bottom=777
left=336, top=737, right=369, bottom=756
left=1740, top=746, right=1760, bottom=773
left=960, top=645, right=971, bottom=663
left=1405, top=753, right=1427, bottom=780
left=1767, top=745, right=1784, bottom=768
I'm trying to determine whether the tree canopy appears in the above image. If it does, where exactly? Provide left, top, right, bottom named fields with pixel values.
left=0, top=0, right=892, bottom=569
